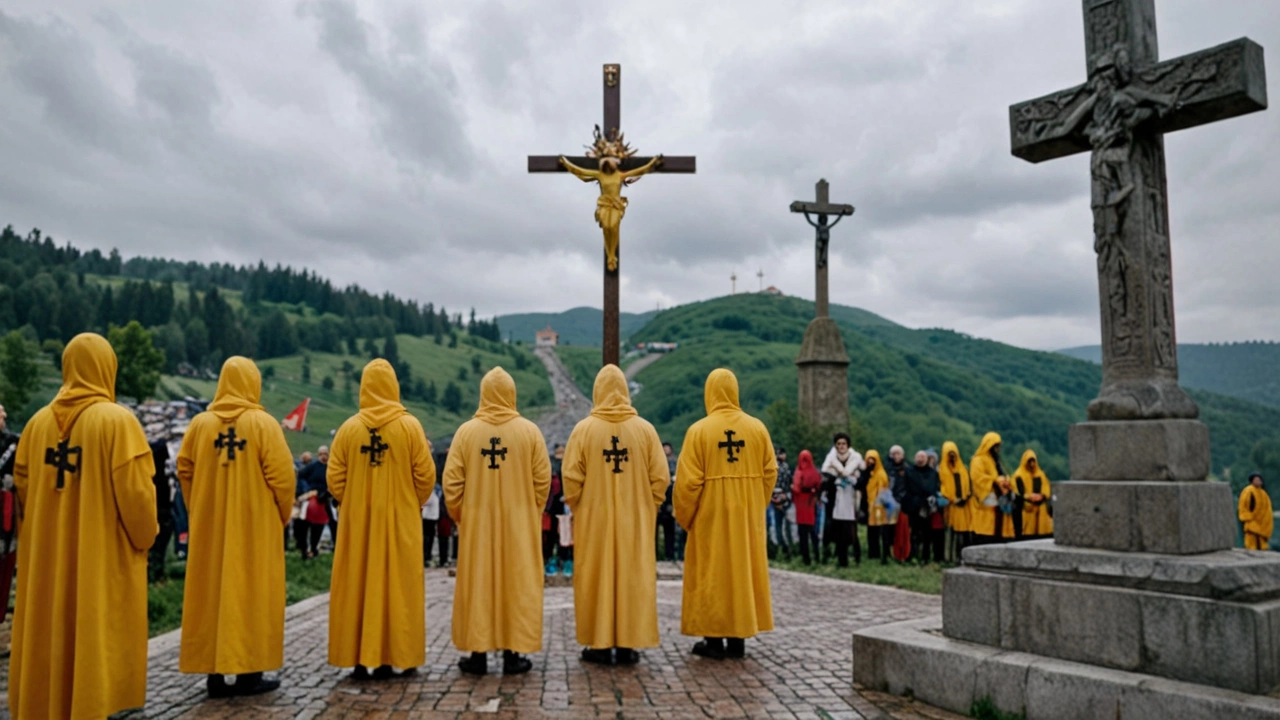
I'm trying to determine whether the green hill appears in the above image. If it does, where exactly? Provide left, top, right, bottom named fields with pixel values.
left=623, top=294, right=1280, bottom=481
left=1059, top=343, right=1280, bottom=409
left=496, top=306, right=658, bottom=347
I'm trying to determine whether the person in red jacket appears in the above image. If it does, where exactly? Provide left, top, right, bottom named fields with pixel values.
left=791, top=450, right=823, bottom=565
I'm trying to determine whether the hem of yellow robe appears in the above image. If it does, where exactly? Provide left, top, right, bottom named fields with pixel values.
left=679, top=622, right=773, bottom=639
left=179, top=659, right=285, bottom=675
left=1245, top=532, right=1271, bottom=551
left=579, top=637, right=660, bottom=650
left=328, top=653, right=426, bottom=670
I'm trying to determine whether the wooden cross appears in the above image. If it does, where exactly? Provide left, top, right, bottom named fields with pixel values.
left=528, top=63, right=697, bottom=368
left=44, top=438, right=81, bottom=490
left=361, top=428, right=389, bottom=467
left=790, top=179, right=855, bottom=319
left=718, top=430, right=745, bottom=464
left=1010, top=0, right=1266, bottom=421
left=214, top=427, right=247, bottom=462
left=603, top=435, right=629, bottom=474
left=481, top=436, right=508, bottom=470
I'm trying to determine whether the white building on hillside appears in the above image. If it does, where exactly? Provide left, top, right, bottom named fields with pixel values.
left=536, top=325, right=559, bottom=347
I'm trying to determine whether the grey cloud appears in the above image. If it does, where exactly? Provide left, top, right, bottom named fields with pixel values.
left=299, top=0, right=475, bottom=179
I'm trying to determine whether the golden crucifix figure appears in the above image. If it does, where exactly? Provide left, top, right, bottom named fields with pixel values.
left=558, top=125, right=663, bottom=272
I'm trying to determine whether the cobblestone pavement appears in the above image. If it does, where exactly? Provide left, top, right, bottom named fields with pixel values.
left=75, top=568, right=957, bottom=720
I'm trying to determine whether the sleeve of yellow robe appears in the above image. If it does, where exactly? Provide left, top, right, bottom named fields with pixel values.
left=111, top=430, right=162, bottom=552
left=442, top=442, right=466, bottom=526
left=329, top=431, right=349, bottom=505
left=673, top=431, right=705, bottom=531
left=408, top=418, right=437, bottom=506
left=648, top=427, right=670, bottom=508
left=532, top=433, right=552, bottom=512
left=561, top=428, right=587, bottom=513
left=760, top=435, right=779, bottom=505
left=260, top=420, right=299, bottom=527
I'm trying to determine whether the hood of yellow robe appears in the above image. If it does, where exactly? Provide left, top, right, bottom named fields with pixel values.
left=207, top=356, right=264, bottom=423
left=590, top=365, right=637, bottom=423
left=863, top=449, right=889, bottom=490
left=940, top=441, right=969, bottom=477
left=51, top=333, right=117, bottom=439
left=703, top=368, right=740, bottom=415
left=474, top=367, right=520, bottom=425
left=1014, top=449, right=1047, bottom=483
left=356, top=359, right=408, bottom=429
left=975, top=431, right=1002, bottom=459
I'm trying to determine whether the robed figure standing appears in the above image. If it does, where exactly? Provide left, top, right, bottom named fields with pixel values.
left=562, top=365, right=670, bottom=666
left=10, top=333, right=158, bottom=719
left=444, top=367, right=551, bottom=675
left=674, top=368, right=777, bottom=660
left=327, top=359, right=436, bottom=678
left=178, top=356, right=296, bottom=697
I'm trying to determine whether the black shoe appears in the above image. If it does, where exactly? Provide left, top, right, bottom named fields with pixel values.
left=692, top=639, right=725, bottom=660
left=502, top=651, right=533, bottom=675
left=725, top=638, right=745, bottom=659
left=615, top=648, right=640, bottom=666
left=207, top=674, right=233, bottom=699
left=580, top=648, right=613, bottom=665
left=459, top=652, right=488, bottom=676
left=352, top=665, right=372, bottom=680
left=233, top=673, right=281, bottom=696
left=372, top=665, right=394, bottom=680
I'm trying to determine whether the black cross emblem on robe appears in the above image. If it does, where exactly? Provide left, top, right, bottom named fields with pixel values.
left=603, top=435, right=629, bottom=474
left=214, top=427, right=247, bottom=462
left=718, top=430, right=745, bottom=463
left=44, top=438, right=82, bottom=490
left=361, top=428, right=390, bottom=466
left=481, top=437, right=507, bottom=470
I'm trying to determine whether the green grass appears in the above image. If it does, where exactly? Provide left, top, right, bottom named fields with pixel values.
left=768, top=527, right=945, bottom=596
left=970, top=696, right=1026, bottom=720
left=147, top=550, right=334, bottom=637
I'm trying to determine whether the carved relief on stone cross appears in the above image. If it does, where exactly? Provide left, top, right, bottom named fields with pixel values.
left=1086, top=1, right=1126, bottom=61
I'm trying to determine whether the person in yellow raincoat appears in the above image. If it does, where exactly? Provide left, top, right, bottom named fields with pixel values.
left=327, top=359, right=436, bottom=678
left=562, top=365, right=670, bottom=666
left=10, top=333, right=158, bottom=719
left=938, top=441, right=973, bottom=558
left=863, top=449, right=894, bottom=564
left=1239, top=473, right=1273, bottom=550
left=969, top=432, right=1015, bottom=544
left=1012, top=449, right=1054, bottom=539
left=444, top=367, right=550, bottom=675
left=177, top=356, right=296, bottom=697
left=674, top=368, right=776, bottom=660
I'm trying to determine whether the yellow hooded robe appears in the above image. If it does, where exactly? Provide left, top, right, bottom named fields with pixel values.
left=327, top=359, right=437, bottom=669
left=938, top=441, right=973, bottom=533
left=10, top=333, right=158, bottom=720
left=969, top=432, right=1015, bottom=539
left=177, top=356, right=296, bottom=675
left=1239, top=484, right=1273, bottom=550
left=864, top=450, right=893, bottom=527
left=562, top=365, right=670, bottom=650
left=444, top=367, right=551, bottom=653
left=1012, top=449, right=1054, bottom=537
left=675, top=368, right=776, bottom=639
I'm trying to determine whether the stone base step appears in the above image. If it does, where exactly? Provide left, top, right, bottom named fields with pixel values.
left=854, top=615, right=1280, bottom=720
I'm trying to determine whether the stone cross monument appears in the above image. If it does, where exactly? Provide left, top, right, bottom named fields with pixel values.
left=854, top=2, right=1278, bottom=715
left=528, top=64, right=697, bottom=368
left=791, top=179, right=855, bottom=428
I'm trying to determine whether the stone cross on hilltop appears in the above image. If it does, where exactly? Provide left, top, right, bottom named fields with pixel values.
left=1010, top=0, right=1266, bottom=423
left=791, top=179, right=855, bottom=429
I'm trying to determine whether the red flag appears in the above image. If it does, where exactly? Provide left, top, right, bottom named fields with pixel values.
left=281, top=398, right=310, bottom=432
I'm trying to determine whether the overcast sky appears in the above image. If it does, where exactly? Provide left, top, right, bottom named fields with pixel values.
left=1, top=1, right=1276, bottom=350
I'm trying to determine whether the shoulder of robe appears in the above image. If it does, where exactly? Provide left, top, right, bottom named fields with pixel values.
left=88, top=401, right=145, bottom=429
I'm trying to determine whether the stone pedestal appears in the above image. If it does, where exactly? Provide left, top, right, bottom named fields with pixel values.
left=795, top=317, right=850, bottom=428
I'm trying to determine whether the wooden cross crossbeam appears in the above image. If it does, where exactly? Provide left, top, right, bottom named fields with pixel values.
left=789, top=179, right=854, bottom=218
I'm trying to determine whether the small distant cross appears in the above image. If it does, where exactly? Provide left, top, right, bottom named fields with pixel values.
left=603, top=435, right=630, bottom=474
left=44, top=438, right=82, bottom=490
left=361, top=428, right=389, bottom=467
left=718, top=430, right=745, bottom=464
left=214, top=427, right=247, bottom=462
left=481, top=437, right=508, bottom=470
